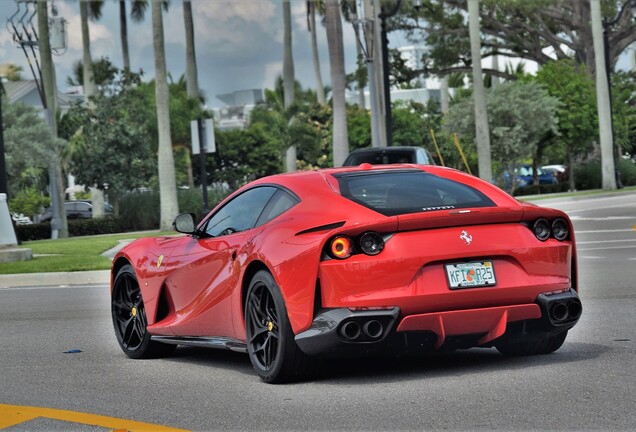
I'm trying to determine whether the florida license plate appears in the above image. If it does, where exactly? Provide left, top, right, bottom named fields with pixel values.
left=445, top=261, right=496, bottom=289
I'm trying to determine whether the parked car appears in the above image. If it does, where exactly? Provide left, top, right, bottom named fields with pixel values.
left=343, top=146, right=435, bottom=166
left=11, top=212, right=33, bottom=225
left=39, top=201, right=113, bottom=222
left=541, top=164, right=569, bottom=183
left=515, top=164, right=558, bottom=188
left=111, top=164, right=581, bottom=383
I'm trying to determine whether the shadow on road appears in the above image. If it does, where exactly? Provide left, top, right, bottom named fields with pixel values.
left=148, top=341, right=609, bottom=384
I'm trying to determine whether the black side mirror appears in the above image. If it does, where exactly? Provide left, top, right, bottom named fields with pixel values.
left=173, top=213, right=196, bottom=234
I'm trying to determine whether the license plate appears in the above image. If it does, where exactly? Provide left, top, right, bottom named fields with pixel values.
left=445, top=261, right=496, bottom=289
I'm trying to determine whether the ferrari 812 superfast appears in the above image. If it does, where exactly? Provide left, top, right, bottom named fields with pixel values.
left=111, top=164, right=581, bottom=383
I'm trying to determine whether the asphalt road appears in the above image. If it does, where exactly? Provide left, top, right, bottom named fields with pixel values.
left=0, top=192, right=634, bottom=431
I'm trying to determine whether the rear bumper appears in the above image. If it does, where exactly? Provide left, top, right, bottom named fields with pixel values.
left=295, top=289, right=581, bottom=356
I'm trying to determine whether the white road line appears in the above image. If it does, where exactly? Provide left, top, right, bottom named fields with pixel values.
left=577, top=239, right=636, bottom=245
left=579, top=256, right=606, bottom=259
left=575, top=229, right=636, bottom=234
left=570, top=216, right=636, bottom=220
left=577, top=245, right=636, bottom=251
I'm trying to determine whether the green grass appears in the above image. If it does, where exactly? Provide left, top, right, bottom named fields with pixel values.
left=0, top=231, right=174, bottom=275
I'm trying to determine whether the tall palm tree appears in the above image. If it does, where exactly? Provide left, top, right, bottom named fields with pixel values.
left=37, top=1, right=68, bottom=238
left=467, top=0, right=492, bottom=182
left=120, top=0, right=149, bottom=71
left=79, top=1, right=102, bottom=100
left=152, top=0, right=179, bottom=230
left=183, top=0, right=199, bottom=100
left=80, top=1, right=105, bottom=217
left=325, top=0, right=349, bottom=166
left=283, top=0, right=297, bottom=172
left=307, top=1, right=326, bottom=105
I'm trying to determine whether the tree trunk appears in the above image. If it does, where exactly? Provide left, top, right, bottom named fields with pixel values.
left=325, top=0, right=349, bottom=166
left=283, top=0, right=296, bottom=172
left=80, top=1, right=97, bottom=99
left=120, top=0, right=130, bottom=71
left=37, top=2, right=68, bottom=238
left=308, top=1, right=326, bottom=105
left=183, top=0, right=200, bottom=100
left=468, top=0, right=492, bottom=182
left=440, top=76, right=450, bottom=114
left=152, top=0, right=180, bottom=230
left=590, top=0, right=617, bottom=190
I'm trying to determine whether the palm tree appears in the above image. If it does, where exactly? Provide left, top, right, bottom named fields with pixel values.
left=307, top=1, right=326, bottom=105
left=36, top=1, right=68, bottom=238
left=152, top=0, right=179, bottom=230
left=325, top=0, right=349, bottom=166
left=79, top=1, right=103, bottom=100
left=120, top=0, right=149, bottom=71
left=183, top=0, right=199, bottom=100
left=80, top=1, right=105, bottom=217
left=467, top=0, right=492, bottom=182
left=283, top=0, right=297, bottom=172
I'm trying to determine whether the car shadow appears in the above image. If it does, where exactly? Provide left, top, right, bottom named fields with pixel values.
left=154, top=341, right=610, bottom=384
left=312, top=342, right=610, bottom=385
left=162, top=346, right=255, bottom=376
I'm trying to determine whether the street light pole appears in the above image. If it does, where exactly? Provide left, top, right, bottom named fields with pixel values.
left=352, top=0, right=382, bottom=148
left=379, top=0, right=401, bottom=147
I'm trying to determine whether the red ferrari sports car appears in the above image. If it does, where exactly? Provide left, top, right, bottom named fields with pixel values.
left=111, top=164, right=581, bottom=383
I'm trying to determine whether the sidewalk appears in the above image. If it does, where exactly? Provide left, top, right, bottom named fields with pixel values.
left=0, top=270, right=110, bottom=289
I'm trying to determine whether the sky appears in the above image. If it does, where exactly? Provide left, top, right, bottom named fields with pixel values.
left=2, top=0, right=633, bottom=108
left=0, top=0, right=364, bottom=107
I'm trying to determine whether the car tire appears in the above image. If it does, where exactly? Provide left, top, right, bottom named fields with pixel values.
left=245, top=270, right=316, bottom=383
left=495, top=330, right=568, bottom=356
left=111, top=264, right=176, bottom=359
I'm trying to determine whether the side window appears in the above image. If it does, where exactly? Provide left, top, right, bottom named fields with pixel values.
left=203, top=186, right=277, bottom=237
left=256, top=190, right=299, bottom=226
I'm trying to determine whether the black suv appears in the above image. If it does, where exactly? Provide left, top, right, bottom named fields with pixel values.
left=39, top=201, right=113, bottom=222
left=343, top=146, right=435, bottom=166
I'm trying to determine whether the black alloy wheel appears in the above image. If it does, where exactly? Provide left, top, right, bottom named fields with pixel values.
left=111, top=264, right=175, bottom=359
left=245, top=270, right=315, bottom=383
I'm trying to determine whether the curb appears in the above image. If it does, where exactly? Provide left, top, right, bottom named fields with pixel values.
left=0, top=270, right=110, bottom=289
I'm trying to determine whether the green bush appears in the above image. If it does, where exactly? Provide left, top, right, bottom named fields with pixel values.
left=573, top=159, right=636, bottom=189
left=574, top=161, right=602, bottom=190
left=118, top=187, right=230, bottom=231
left=15, top=223, right=52, bottom=242
left=513, top=182, right=569, bottom=196
left=16, top=217, right=127, bottom=242
left=8, top=188, right=50, bottom=218
left=618, top=158, right=636, bottom=186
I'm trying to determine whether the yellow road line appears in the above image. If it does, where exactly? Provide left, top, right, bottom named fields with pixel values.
left=0, top=404, right=189, bottom=431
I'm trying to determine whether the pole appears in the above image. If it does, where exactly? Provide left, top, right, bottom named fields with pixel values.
left=0, top=81, right=8, bottom=196
left=379, top=0, right=401, bottom=147
left=197, top=118, right=209, bottom=213
left=602, top=22, right=624, bottom=188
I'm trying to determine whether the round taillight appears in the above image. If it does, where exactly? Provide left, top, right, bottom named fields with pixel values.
left=359, top=232, right=384, bottom=256
left=330, top=236, right=353, bottom=259
left=533, top=218, right=551, bottom=241
left=552, top=218, right=569, bottom=241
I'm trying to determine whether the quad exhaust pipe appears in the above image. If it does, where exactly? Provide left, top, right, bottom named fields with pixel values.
left=549, top=299, right=582, bottom=323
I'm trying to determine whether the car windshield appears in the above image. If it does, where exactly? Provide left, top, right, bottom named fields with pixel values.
left=335, top=170, right=495, bottom=216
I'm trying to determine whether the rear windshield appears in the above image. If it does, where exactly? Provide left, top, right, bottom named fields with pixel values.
left=344, top=150, right=415, bottom=166
left=335, top=170, right=495, bottom=216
